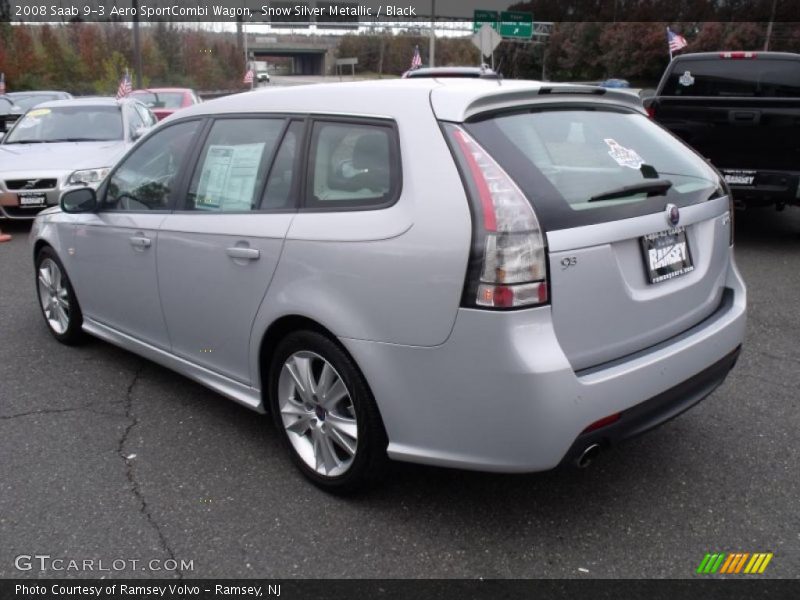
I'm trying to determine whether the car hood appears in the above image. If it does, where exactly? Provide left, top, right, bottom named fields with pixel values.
left=0, top=141, right=128, bottom=172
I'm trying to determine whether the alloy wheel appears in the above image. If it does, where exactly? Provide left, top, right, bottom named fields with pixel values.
left=37, top=258, right=70, bottom=335
left=277, top=351, right=358, bottom=477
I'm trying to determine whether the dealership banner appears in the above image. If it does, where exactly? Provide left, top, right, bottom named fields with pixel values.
left=5, top=0, right=800, bottom=23
left=3, top=579, right=800, bottom=600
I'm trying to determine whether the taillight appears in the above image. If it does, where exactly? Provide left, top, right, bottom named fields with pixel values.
left=646, top=106, right=656, bottom=119
left=720, top=51, right=757, bottom=59
left=448, top=125, right=548, bottom=309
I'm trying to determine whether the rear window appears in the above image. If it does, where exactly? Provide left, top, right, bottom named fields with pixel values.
left=662, top=58, right=800, bottom=97
left=130, top=91, right=185, bottom=109
left=463, top=108, right=721, bottom=231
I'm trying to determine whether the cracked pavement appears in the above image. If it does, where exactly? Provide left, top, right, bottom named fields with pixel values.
left=1, top=210, right=799, bottom=579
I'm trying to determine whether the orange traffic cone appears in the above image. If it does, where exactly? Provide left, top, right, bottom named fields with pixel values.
left=0, top=228, right=11, bottom=243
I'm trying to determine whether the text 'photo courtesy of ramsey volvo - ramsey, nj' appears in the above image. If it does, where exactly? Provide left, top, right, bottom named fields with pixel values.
left=30, top=79, right=745, bottom=492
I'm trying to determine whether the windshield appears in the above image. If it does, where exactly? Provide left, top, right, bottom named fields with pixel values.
left=463, top=108, right=721, bottom=230
left=4, top=105, right=123, bottom=144
left=9, top=94, right=64, bottom=110
left=130, top=91, right=185, bottom=109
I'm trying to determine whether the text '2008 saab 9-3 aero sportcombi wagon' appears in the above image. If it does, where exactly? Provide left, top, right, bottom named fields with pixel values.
left=30, top=79, right=746, bottom=492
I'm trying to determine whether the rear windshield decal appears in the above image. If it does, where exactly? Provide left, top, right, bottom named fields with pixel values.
left=678, top=71, right=695, bottom=86
left=604, top=138, right=644, bottom=169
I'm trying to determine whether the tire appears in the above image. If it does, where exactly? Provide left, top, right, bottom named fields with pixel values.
left=35, top=246, right=85, bottom=345
left=268, top=330, right=387, bottom=493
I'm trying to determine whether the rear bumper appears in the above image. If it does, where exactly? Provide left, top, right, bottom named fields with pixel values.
left=724, top=169, right=800, bottom=207
left=341, top=249, right=746, bottom=473
left=559, top=345, right=740, bottom=467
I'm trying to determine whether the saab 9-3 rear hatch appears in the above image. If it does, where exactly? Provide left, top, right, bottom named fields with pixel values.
left=437, top=87, right=732, bottom=371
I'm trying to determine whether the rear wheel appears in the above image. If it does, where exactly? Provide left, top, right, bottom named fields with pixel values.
left=269, top=330, right=387, bottom=493
left=35, top=247, right=85, bottom=345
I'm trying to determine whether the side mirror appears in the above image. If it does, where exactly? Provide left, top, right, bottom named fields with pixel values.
left=61, top=187, right=97, bottom=214
left=131, top=126, right=149, bottom=141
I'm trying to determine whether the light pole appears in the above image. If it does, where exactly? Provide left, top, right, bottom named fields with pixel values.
left=132, top=0, right=143, bottom=88
left=429, top=0, right=435, bottom=67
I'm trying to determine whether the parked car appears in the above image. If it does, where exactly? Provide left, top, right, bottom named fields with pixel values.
left=403, top=66, right=499, bottom=79
left=32, top=80, right=746, bottom=491
left=646, top=51, right=800, bottom=211
left=0, top=95, right=24, bottom=137
left=0, top=97, right=155, bottom=220
left=129, top=87, right=200, bottom=121
left=7, top=90, right=73, bottom=110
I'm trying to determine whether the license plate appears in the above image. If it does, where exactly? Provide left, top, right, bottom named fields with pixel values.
left=641, top=227, right=694, bottom=284
left=722, top=169, right=756, bottom=186
left=18, top=192, right=47, bottom=207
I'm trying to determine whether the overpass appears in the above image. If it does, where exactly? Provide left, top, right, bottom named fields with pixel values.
left=247, top=34, right=340, bottom=76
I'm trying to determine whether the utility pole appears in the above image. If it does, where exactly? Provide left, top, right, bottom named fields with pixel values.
left=132, top=0, right=142, bottom=88
left=429, top=0, right=435, bottom=67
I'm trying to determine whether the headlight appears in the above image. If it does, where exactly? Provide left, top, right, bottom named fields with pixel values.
left=66, top=167, right=110, bottom=187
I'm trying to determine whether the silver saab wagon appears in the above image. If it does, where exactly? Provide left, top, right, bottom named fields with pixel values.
left=30, top=80, right=746, bottom=492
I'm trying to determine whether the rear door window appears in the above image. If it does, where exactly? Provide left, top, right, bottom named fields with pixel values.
left=663, top=58, right=800, bottom=97
left=305, top=120, right=400, bottom=209
left=462, top=108, right=721, bottom=231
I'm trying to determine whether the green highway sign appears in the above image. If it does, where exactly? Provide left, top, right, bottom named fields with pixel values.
left=473, top=9, right=499, bottom=33
left=500, top=11, right=533, bottom=39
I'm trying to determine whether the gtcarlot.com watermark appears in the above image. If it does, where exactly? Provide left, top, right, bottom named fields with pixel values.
left=14, top=554, right=195, bottom=573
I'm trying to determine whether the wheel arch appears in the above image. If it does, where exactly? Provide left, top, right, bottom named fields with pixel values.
left=256, top=315, right=381, bottom=419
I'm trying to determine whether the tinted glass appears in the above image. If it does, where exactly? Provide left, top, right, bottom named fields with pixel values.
left=307, top=121, right=398, bottom=208
left=105, top=120, right=200, bottom=211
left=186, top=118, right=283, bottom=212
left=463, top=108, right=721, bottom=230
left=4, top=105, right=123, bottom=143
left=663, top=58, right=800, bottom=97
left=262, top=121, right=302, bottom=210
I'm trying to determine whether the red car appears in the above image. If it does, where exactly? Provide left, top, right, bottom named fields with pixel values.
left=128, top=88, right=201, bottom=121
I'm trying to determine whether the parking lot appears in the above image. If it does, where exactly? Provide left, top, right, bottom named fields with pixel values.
left=0, top=207, right=797, bottom=579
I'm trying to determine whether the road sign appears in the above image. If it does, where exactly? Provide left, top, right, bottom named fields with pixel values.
left=473, top=9, right=499, bottom=34
left=500, top=11, right=533, bottom=39
left=471, top=23, right=503, bottom=58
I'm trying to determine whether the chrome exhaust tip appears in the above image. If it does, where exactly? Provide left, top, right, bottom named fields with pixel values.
left=575, top=443, right=602, bottom=469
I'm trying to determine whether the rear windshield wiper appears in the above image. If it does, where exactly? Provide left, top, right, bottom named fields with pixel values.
left=589, top=180, right=673, bottom=203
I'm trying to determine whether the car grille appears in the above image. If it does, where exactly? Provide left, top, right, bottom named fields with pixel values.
left=5, top=178, right=58, bottom=190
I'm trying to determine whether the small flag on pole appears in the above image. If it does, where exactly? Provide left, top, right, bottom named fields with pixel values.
left=116, top=70, right=132, bottom=99
left=410, top=45, right=422, bottom=70
left=0, top=72, right=6, bottom=95
left=667, top=27, right=688, bottom=58
left=243, top=69, right=254, bottom=84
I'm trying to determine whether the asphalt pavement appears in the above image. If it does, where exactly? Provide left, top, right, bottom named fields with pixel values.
left=1, top=209, right=799, bottom=579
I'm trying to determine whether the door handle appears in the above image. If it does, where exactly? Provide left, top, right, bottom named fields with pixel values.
left=226, top=247, right=260, bottom=260
left=129, top=236, right=151, bottom=248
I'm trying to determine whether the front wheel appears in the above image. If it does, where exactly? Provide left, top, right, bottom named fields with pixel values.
left=35, top=247, right=85, bottom=345
left=269, top=330, right=387, bottom=493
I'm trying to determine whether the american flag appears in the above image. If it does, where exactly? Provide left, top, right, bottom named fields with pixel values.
left=0, top=72, right=6, bottom=95
left=410, top=45, right=422, bottom=70
left=667, top=28, right=688, bottom=54
left=243, top=69, right=254, bottom=84
left=116, top=71, right=131, bottom=99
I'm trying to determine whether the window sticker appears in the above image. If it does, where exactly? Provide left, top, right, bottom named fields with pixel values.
left=679, top=71, right=695, bottom=87
left=26, top=108, right=51, bottom=118
left=195, top=143, right=264, bottom=210
left=604, top=138, right=644, bottom=170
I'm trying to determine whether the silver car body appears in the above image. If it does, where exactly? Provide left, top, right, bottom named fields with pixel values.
left=30, top=80, right=746, bottom=472
left=1, top=98, right=154, bottom=220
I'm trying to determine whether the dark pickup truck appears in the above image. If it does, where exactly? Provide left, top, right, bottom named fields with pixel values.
left=647, top=51, right=800, bottom=210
